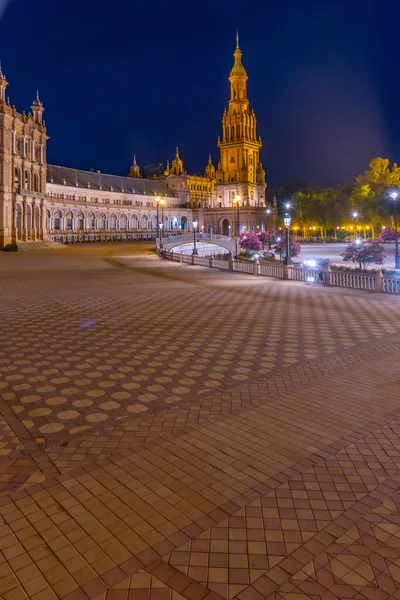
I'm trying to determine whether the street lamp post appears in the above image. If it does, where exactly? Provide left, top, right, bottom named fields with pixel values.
left=155, top=196, right=160, bottom=241
left=390, top=190, right=400, bottom=269
left=159, top=223, right=164, bottom=249
left=283, top=212, right=291, bottom=265
left=233, top=194, right=240, bottom=236
left=160, top=198, right=165, bottom=238
left=192, top=219, right=198, bottom=255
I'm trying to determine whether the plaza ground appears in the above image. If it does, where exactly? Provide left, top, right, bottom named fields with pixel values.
left=1, top=241, right=400, bottom=600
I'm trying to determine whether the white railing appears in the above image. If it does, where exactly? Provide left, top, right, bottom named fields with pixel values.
left=212, top=259, right=230, bottom=269
left=193, top=256, right=210, bottom=266
left=289, top=267, right=321, bottom=282
left=383, top=277, right=400, bottom=294
left=160, top=251, right=400, bottom=295
left=233, top=261, right=255, bottom=274
left=329, top=270, right=376, bottom=291
left=160, top=233, right=236, bottom=254
left=259, top=263, right=285, bottom=278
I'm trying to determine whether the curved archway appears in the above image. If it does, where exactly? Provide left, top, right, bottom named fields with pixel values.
left=46, top=209, right=51, bottom=232
left=109, top=214, right=117, bottom=230
left=88, top=213, right=96, bottom=229
left=221, top=219, right=230, bottom=236
left=120, top=214, right=127, bottom=230
left=16, top=203, right=22, bottom=239
left=26, top=204, right=32, bottom=239
left=181, top=216, right=188, bottom=231
left=35, top=205, right=40, bottom=232
left=53, top=210, right=62, bottom=230
left=76, top=212, right=84, bottom=230
left=66, top=211, right=73, bottom=231
left=98, top=213, right=106, bottom=230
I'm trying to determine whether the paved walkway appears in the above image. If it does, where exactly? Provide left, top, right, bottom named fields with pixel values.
left=0, top=242, right=400, bottom=600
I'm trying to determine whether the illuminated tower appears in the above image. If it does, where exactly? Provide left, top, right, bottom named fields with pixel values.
left=128, top=155, right=142, bottom=178
left=216, top=32, right=266, bottom=208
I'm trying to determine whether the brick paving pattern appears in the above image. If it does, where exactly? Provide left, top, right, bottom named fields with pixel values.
left=0, top=242, right=399, bottom=599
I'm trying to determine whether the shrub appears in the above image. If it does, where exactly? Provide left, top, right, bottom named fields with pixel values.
left=257, top=230, right=274, bottom=249
left=273, top=235, right=301, bottom=260
left=239, top=233, right=262, bottom=253
left=379, top=228, right=399, bottom=242
left=341, top=239, right=386, bottom=269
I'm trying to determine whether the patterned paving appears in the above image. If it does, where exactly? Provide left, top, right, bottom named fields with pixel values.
left=0, top=242, right=400, bottom=599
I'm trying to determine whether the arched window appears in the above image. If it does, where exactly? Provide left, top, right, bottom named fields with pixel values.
left=33, top=173, right=39, bottom=192
left=77, top=212, right=84, bottom=230
left=14, top=167, right=20, bottom=189
left=66, top=212, right=73, bottom=230
left=24, top=171, right=30, bottom=190
left=54, top=211, right=62, bottom=230
left=120, top=215, right=127, bottom=230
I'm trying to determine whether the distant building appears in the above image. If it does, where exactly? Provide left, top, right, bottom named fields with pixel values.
left=0, top=36, right=276, bottom=249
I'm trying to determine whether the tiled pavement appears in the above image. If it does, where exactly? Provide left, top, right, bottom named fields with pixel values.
left=0, top=243, right=400, bottom=599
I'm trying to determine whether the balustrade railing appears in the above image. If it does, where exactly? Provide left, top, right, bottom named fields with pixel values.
left=383, top=277, right=400, bottom=294
left=329, top=270, right=376, bottom=291
left=259, top=263, right=285, bottom=278
left=233, top=261, right=254, bottom=274
left=160, top=251, right=400, bottom=295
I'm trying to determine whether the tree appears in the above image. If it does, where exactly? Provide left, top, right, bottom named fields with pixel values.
left=273, top=235, right=301, bottom=260
left=380, top=228, right=399, bottom=242
left=257, top=230, right=274, bottom=249
left=239, top=233, right=262, bottom=253
left=341, top=239, right=386, bottom=270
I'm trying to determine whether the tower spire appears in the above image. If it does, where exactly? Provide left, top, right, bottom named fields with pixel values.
left=128, top=154, right=142, bottom=178
left=236, top=29, right=239, bottom=49
left=0, top=62, right=8, bottom=102
left=31, top=89, right=44, bottom=123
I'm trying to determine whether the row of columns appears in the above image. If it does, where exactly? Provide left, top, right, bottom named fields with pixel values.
left=17, top=200, right=44, bottom=241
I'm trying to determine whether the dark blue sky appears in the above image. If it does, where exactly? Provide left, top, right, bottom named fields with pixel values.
left=0, top=0, right=398, bottom=186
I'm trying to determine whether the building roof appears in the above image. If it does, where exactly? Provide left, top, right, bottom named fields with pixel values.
left=46, top=164, right=175, bottom=197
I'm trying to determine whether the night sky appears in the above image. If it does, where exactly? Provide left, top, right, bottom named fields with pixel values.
left=0, top=0, right=398, bottom=186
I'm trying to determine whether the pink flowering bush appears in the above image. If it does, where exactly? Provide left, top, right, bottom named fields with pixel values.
left=341, top=238, right=386, bottom=269
left=273, top=235, right=301, bottom=260
left=379, top=228, right=399, bottom=242
left=239, top=233, right=262, bottom=253
left=257, top=230, right=275, bottom=249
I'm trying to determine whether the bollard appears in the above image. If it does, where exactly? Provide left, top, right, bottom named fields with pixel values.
left=209, top=256, right=213, bottom=268
left=180, top=252, right=183, bottom=262
left=323, top=265, right=331, bottom=286
left=228, top=255, right=234, bottom=271
left=375, top=269, right=384, bottom=293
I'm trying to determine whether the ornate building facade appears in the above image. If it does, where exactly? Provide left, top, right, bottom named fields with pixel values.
left=0, top=36, right=277, bottom=250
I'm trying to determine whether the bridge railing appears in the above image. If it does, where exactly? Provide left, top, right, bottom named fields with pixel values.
left=161, top=251, right=400, bottom=295
left=159, top=233, right=236, bottom=253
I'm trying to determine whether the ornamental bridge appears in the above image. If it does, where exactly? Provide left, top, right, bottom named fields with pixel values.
left=157, top=233, right=236, bottom=256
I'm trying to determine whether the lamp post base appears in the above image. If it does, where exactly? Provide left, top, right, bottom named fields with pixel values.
left=192, top=249, right=198, bottom=255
